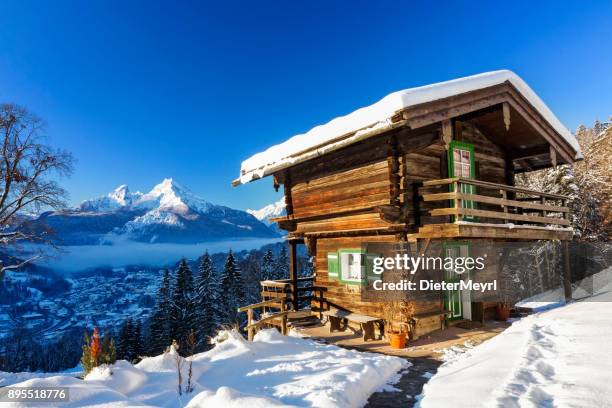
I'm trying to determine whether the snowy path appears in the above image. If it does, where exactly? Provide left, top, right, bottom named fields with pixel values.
left=418, top=267, right=612, bottom=408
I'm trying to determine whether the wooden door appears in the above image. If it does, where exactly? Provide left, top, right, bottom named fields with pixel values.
left=448, top=141, right=476, bottom=220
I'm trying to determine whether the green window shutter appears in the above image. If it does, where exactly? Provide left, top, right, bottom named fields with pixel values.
left=327, top=252, right=339, bottom=279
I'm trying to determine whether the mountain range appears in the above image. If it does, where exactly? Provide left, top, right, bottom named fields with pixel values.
left=22, top=178, right=280, bottom=245
left=247, top=198, right=286, bottom=234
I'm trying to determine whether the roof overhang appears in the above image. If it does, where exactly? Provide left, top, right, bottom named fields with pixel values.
left=233, top=70, right=582, bottom=186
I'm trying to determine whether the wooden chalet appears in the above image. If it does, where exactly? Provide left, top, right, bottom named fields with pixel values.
left=233, top=70, right=582, bottom=340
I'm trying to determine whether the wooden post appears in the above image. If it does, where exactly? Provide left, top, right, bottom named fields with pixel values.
left=440, top=131, right=451, bottom=223
left=412, top=182, right=422, bottom=228
left=247, top=308, right=254, bottom=342
left=441, top=119, right=453, bottom=149
left=387, top=134, right=401, bottom=207
left=284, top=170, right=293, bottom=217
left=318, top=288, right=324, bottom=320
left=289, top=240, right=298, bottom=311
left=504, top=155, right=516, bottom=201
left=501, top=189, right=508, bottom=223
left=453, top=180, right=462, bottom=221
left=541, top=196, right=547, bottom=218
left=562, top=241, right=572, bottom=301
left=280, top=300, right=287, bottom=335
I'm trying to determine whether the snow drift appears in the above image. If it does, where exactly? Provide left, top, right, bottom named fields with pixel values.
left=5, top=329, right=407, bottom=408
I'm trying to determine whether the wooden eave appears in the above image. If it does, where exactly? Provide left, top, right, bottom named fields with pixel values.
left=398, top=82, right=579, bottom=166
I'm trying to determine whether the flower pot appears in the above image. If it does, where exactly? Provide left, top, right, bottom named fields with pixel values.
left=388, top=332, right=406, bottom=349
left=496, top=304, right=511, bottom=321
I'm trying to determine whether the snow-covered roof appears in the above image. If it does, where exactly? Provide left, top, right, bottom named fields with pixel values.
left=235, top=70, right=581, bottom=185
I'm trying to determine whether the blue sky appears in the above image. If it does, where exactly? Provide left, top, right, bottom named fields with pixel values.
left=0, top=1, right=610, bottom=210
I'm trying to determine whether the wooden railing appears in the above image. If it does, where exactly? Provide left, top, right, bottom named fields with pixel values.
left=260, top=275, right=327, bottom=318
left=237, top=276, right=328, bottom=341
left=237, top=298, right=289, bottom=341
left=419, top=178, right=571, bottom=227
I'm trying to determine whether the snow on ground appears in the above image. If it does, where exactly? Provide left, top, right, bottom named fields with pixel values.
left=0, top=366, right=83, bottom=387
left=5, top=329, right=407, bottom=408
left=417, top=267, right=612, bottom=408
left=237, top=70, right=581, bottom=185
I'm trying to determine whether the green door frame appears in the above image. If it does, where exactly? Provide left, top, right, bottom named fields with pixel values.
left=448, top=140, right=477, bottom=221
left=443, top=241, right=470, bottom=321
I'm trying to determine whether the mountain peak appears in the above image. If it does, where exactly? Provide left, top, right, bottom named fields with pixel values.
left=109, top=184, right=131, bottom=204
left=247, top=198, right=286, bottom=225
left=138, top=178, right=208, bottom=214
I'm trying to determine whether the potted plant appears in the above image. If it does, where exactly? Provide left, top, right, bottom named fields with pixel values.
left=383, top=302, right=409, bottom=349
left=495, top=302, right=511, bottom=321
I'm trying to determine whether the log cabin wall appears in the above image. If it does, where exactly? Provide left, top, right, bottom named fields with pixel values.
left=315, top=236, right=443, bottom=322
left=278, top=121, right=513, bottom=323
left=288, top=131, right=393, bottom=234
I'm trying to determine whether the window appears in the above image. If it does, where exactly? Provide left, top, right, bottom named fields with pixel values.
left=328, top=250, right=379, bottom=285
left=453, top=148, right=473, bottom=178
left=340, top=252, right=363, bottom=282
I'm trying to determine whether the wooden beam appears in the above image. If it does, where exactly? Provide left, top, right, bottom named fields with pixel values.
left=284, top=170, right=293, bottom=216
left=502, top=102, right=511, bottom=131
left=387, top=134, right=401, bottom=206
left=441, top=119, right=453, bottom=148
left=422, top=191, right=570, bottom=212
left=421, top=177, right=569, bottom=199
left=429, top=207, right=570, bottom=226
left=289, top=240, right=298, bottom=312
left=550, top=146, right=557, bottom=167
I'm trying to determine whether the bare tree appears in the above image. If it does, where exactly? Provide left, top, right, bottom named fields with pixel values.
left=0, top=104, right=74, bottom=277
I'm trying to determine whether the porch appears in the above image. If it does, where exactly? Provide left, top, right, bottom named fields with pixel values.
left=295, top=317, right=510, bottom=358
left=413, top=177, right=573, bottom=241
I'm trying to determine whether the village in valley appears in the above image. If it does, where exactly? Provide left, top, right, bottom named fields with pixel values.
left=0, top=2, right=610, bottom=407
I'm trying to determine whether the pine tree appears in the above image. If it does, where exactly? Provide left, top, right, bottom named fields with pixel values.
left=148, top=269, right=172, bottom=355
left=273, top=245, right=289, bottom=280
left=100, top=331, right=117, bottom=365
left=132, top=320, right=144, bottom=361
left=261, top=249, right=275, bottom=280
left=80, top=330, right=92, bottom=373
left=220, top=250, right=245, bottom=325
left=169, top=259, right=195, bottom=351
left=194, top=251, right=220, bottom=350
left=117, top=319, right=134, bottom=361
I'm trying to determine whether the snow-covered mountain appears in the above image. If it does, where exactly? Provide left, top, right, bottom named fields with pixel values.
left=23, top=179, right=279, bottom=245
left=247, top=198, right=286, bottom=225
left=247, top=198, right=286, bottom=234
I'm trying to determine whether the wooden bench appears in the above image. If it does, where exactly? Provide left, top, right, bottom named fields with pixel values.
left=408, top=310, right=451, bottom=340
left=322, top=309, right=384, bottom=341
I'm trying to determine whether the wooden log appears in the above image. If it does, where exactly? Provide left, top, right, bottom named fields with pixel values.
left=387, top=134, right=401, bottom=206
left=289, top=240, right=298, bottom=312
left=237, top=297, right=287, bottom=312
left=423, top=191, right=570, bottom=213
left=247, top=309, right=254, bottom=341
left=429, top=207, right=570, bottom=226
